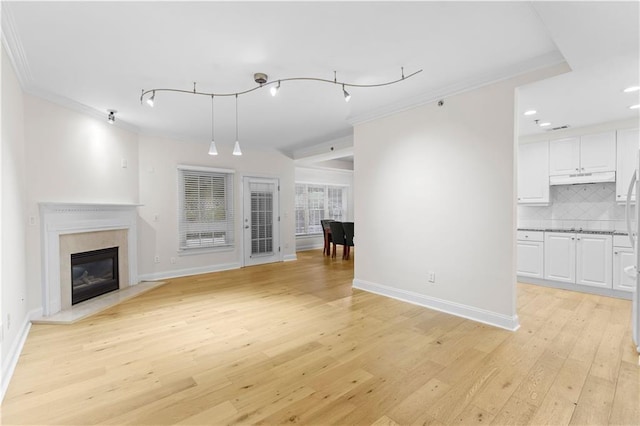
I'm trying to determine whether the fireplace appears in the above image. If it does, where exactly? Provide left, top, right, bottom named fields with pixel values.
left=39, top=203, right=139, bottom=316
left=71, top=247, right=119, bottom=305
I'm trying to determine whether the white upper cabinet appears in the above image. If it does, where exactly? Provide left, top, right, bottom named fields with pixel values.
left=517, top=140, right=550, bottom=205
left=549, top=131, right=616, bottom=176
left=616, top=128, right=639, bottom=204
left=580, top=131, right=616, bottom=173
left=549, top=137, right=580, bottom=176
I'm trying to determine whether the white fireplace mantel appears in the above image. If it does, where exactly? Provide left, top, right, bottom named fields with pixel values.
left=39, top=203, right=141, bottom=316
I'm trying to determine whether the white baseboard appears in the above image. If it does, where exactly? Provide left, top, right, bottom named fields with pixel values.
left=138, top=262, right=241, bottom=282
left=352, top=279, right=520, bottom=331
left=283, top=254, right=297, bottom=262
left=1, top=308, right=41, bottom=402
left=517, top=276, right=632, bottom=300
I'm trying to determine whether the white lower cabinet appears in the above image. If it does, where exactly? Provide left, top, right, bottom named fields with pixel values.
left=544, top=232, right=612, bottom=289
left=544, top=233, right=576, bottom=283
left=517, top=231, right=544, bottom=278
left=576, top=234, right=612, bottom=288
left=613, top=235, right=636, bottom=292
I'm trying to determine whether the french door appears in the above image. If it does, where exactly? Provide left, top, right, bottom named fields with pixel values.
left=243, top=177, right=281, bottom=266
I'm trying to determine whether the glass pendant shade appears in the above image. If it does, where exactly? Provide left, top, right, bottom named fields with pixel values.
left=208, top=140, right=218, bottom=155
left=233, top=140, right=242, bottom=156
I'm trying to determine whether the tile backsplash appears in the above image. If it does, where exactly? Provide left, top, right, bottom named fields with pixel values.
left=518, top=182, right=635, bottom=231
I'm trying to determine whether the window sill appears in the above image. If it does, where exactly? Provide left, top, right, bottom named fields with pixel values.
left=178, top=246, right=235, bottom=256
left=296, top=233, right=324, bottom=238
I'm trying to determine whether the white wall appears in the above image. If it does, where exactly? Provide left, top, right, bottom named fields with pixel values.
left=138, top=134, right=296, bottom=280
left=294, top=166, right=354, bottom=251
left=22, top=95, right=140, bottom=314
left=1, top=47, right=29, bottom=398
left=353, top=64, right=568, bottom=330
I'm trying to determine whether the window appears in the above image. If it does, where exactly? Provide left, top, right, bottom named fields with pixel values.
left=295, top=183, right=347, bottom=236
left=178, top=165, right=235, bottom=250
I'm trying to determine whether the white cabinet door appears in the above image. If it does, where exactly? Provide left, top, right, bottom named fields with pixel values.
left=576, top=234, right=612, bottom=288
left=613, top=247, right=636, bottom=292
left=544, top=232, right=576, bottom=283
left=616, top=128, right=639, bottom=203
left=517, top=240, right=544, bottom=278
left=549, top=137, right=580, bottom=176
left=518, top=141, right=549, bottom=204
left=580, top=131, right=616, bottom=173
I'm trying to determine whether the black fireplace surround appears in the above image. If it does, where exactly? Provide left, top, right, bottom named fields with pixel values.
left=71, top=247, right=119, bottom=305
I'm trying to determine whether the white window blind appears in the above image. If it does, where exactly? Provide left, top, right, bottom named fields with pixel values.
left=178, top=166, right=234, bottom=250
left=295, top=183, right=347, bottom=236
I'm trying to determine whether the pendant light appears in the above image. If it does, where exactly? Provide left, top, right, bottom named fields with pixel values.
left=233, top=94, right=242, bottom=156
left=208, top=95, right=218, bottom=155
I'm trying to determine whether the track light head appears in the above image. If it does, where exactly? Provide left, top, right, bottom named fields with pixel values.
left=146, top=91, right=155, bottom=107
left=270, top=81, right=280, bottom=97
left=342, top=85, right=351, bottom=102
left=107, top=109, right=116, bottom=124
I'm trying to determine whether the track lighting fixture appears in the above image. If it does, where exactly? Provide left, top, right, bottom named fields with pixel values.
left=208, top=95, right=218, bottom=156
left=146, top=90, right=155, bottom=107
left=233, top=94, right=242, bottom=156
left=107, top=110, right=116, bottom=124
left=342, top=84, right=351, bottom=102
left=140, top=67, right=421, bottom=155
left=270, top=81, right=280, bottom=97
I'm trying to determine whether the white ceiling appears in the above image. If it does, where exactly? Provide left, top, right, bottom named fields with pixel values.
left=517, top=1, right=639, bottom=137
left=2, top=2, right=638, bottom=155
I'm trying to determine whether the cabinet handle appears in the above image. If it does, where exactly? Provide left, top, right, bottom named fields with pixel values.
left=525, top=235, right=528, bottom=238
left=575, top=168, right=579, bottom=171
left=577, top=238, right=581, bottom=241
left=614, top=251, right=619, bottom=255
left=618, top=195, right=621, bottom=198
left=571, top=237, right=575, bottom=240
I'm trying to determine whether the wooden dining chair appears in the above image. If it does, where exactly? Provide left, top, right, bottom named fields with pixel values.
left=328, top=221, right=346, bottom=259
left=342, top=222, right=354, bottom=260
left=320, top=219, right=333, bottom=256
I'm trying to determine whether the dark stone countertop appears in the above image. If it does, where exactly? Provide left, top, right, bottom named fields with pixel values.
left=518, top=228, right=628, bottom=236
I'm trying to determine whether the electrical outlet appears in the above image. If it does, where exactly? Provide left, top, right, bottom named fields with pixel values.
left=121, top=158, right=128, bottom=168
left=428, top=271, right=436, bottom=283
left=29, top=216, right=36, bottom=226
left=154, top=255, right=160, bottom=263
left=170, top=257, right=176, bottom=264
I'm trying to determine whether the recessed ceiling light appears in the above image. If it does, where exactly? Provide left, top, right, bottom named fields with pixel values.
left=623, top=86, right=640, bottom=93
left=539, top=122, right=551, bottom=127
left=630, top=104, right=640, bottom=110
left=523, top=110, right=537, bottom=116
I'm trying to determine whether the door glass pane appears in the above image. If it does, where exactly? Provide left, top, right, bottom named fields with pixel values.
left=249, top=182, right=274, bottom=256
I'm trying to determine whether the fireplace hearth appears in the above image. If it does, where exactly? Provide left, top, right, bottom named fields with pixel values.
left=71, top=247, right=119, bottom=305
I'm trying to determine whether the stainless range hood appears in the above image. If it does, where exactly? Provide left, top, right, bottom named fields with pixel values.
left=549, top=171, right=616, bottom=186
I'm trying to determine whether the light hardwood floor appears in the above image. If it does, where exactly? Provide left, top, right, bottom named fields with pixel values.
left=2, top=249, right=639, bottom=425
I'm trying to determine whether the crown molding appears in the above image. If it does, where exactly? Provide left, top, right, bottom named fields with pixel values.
left=347, top=50, right=567, bottom=126
left=2, top=3, right=139, bottom=134
left=24, top=85, right=140, bottom=134
left=292, top=134, right=353, bottom=160
left=1, top=2, right=33, bottom=88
